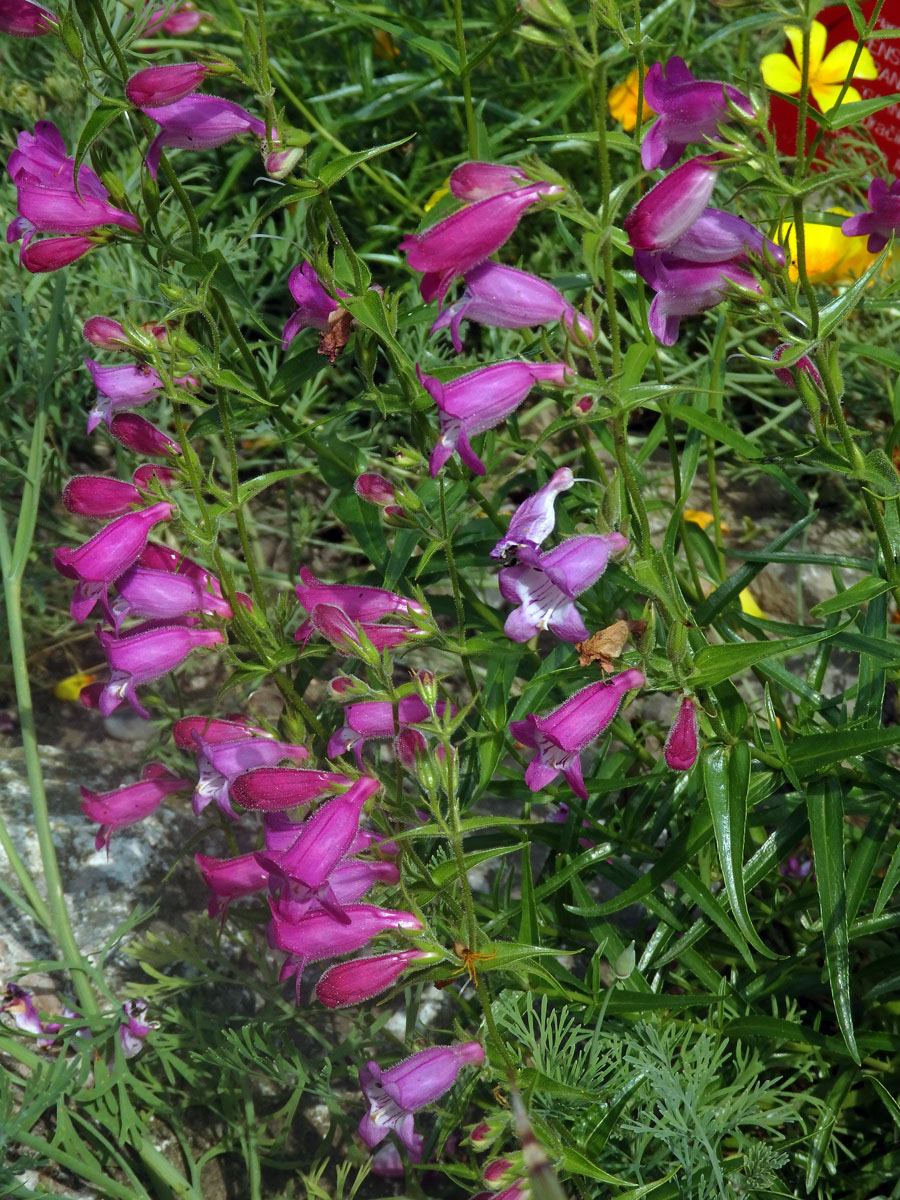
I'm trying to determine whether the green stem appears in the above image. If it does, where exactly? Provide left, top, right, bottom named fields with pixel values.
left=439, top=478, right=480, bottom=699
left=216, top=389, right=269, bottom=617
left=319, top=192, right=364, bottom=294
left=212, top=288, right=268, bottom=396
left=452, top=0, right=478, bottom=158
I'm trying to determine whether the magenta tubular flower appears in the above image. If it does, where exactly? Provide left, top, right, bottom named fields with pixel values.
left=0, top=0, right=57, bottom=36
left=141, top=94, right=267, bottom=179
left=187, top=728, right=310, bottom=819
left=354, top=473, right=398, bottom=508
left=173, top=713, right=267, bottom=746
left=641, top=57, right=754, bottom=170
left=400, top=181, right=562, bottom=302
left=510, top=669, right=645, bottom=799
left=634, top=251, right=760, bottom=345
left=139, top=1, right=205, bottom=37
left=7, top=121, right=101, bottom=193
left=18, top=235, right=96, bottom=272
left=665, top=208, right=785, bottom=266
left=315, top=949, right=434, bottom=1008
left=108, top=564, right=233, bottom=633
left=15, top=186, right=140, bottom=239
left=295, top=566, right=425, bottom=645
left=126, top=62, right=210, bottom=107
left=842, top=176, right=900, bottom=252
left=419, top=361, right=572, bottom=477
left=83, top=316, right=130, bottom=349
left=257, top=776, right=380, bottom=923
left=432, top=262, right=594, bottom=353
left=624, top=155, right=720, bottom=251
left=132, top=463, right=179, bottom=490
left=62, top=476, right=142, bottom=520
left=664, top=696, right=699, bottom=771
left=80, top=762, right=191, bottom=852
left=195, top=850, right=270, bottom=917
left=358, top=1042, right=485, bottom=1161
left=490, top=467, right=574, bottom=561
left=109, top=413, right=181, bottom=456
left=327, top=696, right=431, bottom=764
left=96, top=625, right=225, bottom=719
left=138, top=544, right=226, bottom=601
left=282, top=261, right=347, bottom=349
left=52, top=500, right=174, bottom=622
left=309, top=604, right=428, bottom=657
left=772, top=344, right=823, bottom=390
left=498, top=532, right=628, bottom=642
left=119, top=999, right=153, bottom=1058
left=449, top=161, right=527, bottom=201
left=231, top=765, right=350, bottom=812
left=270, top=904, right=424, bottom=991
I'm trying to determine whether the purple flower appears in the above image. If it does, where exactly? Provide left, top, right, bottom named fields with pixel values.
left=431, top=263, right=594, bottom=352
left=118, top=999, right=154, bottom=1058
left=18, top=236, right=96, bottom=272
left=231, top=765, right=350, bottom=812
left=510, top=669, right=645, bottom=798
left=417, top=361, right=572, bottom=477
left=624, top=155, right=720, bottom=251
left=327, top=697, right=439, bottom=765
left=270, top=903, right=424, bottom=993
left=255, top=776, right=380, bottom=923
left=498, top=533, right=628, bottom=643
left=140, top=94, right=267, bottom=180
left=95, top=624, right=225, bottom=719
left=173, top=716, right=310, bottom=818
left=310, top=604, right=429, bottom=658
left=772, top=344, right=823, bottom=390
left=664, top=696, right=698, bottom=771
left=449, top=161, right=527, bottom=202
left=354, top=473, right=398, bottom=507
left=52, top=500, right=175, bottom=622
left=665, top=208, right=785, bottom=266
left=109, top=413, right=181, bottom=457
left=139, top=1, right=206, bottom=37
left=490, top=467, right=574, bottom=561
left=358, top=1042, right=485, bottom=1161
left=634, top=251, right=760, bottom=345
left=80, top=763, right=191, bottom=852
left=295, top=567, right=426, bottom=646
left=0, top=0, right=57, bottom=36
left=841, top=176, right=900, bottom=252
left=641, top=57, right=754, bottom=170
left=108, top=564, right=233, bottom=634
left=282, top=261, right=348, bottom=348
left=195, top=850, right=270, bottom=917
left=0, top=983, right=61, bottom=1045
left=400, top=181, right=562, bottom=303
left=315, top=949, right=435, bottom=1009
left=125, top=62, right=210, bottom=108
left=63, top=475, right=143, bottom=520
left=84, top=358, right=196, bottom=434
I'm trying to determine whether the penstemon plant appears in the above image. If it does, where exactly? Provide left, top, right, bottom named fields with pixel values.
left=3, top=1, right=900, bottom=1198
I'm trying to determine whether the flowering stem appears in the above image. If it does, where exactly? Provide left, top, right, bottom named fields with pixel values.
left=792, top=196, right=820, bottom=340
left=212, top=289, right=269, bottom=398
left=319, top=192, right=364, bottom=294
left=216, top=388, right=269, bottom=617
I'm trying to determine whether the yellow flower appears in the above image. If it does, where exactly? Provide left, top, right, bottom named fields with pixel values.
left=738, top=589, right=766, bottom=619
left=684, top=509, right=730, bottom=535
left=608, top=67, right=655, bottom=132
left=53, top=670, right=97, bottom=701
left=777, top=209, right=875, bottom=284
left=424, top=183, right=450, bottom=212
left=761, top=20, right=877, bottom=112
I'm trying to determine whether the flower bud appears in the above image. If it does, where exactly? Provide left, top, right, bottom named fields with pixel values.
left=265, top=145, right=305, bottom=179
left=315, top=949, right=438, bottom=1008
left=613, top=940, right=636, bottom=979
left=519, top=0, right=573, bottom=30
left=664, top=696, right=699, bottom=771
left=354, top=473, right=398, bottom=507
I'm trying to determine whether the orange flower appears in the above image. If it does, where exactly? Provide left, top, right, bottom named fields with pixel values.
left=608, top=67, right=654, bottom=132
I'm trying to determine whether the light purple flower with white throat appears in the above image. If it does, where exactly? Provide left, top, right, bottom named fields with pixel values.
left=490, top=467, right=574, bottom=561
left=431, top=263, right=594, bottom=352
left=358, top=1042, right=485, bottom=1162
left=510, top=669, right=645, bottom=799
left=418, top=360, right=572, bottom=477
left=641, top=57, right=754, bottom=170
left=499, top=532, right=627, bottom=643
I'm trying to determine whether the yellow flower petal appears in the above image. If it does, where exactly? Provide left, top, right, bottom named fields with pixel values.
left=820, top=39, right=878, bottom=83
left=54, top=671, right=97, bottom=701
left=761, top=52, right=802, bottom=95
left=608, top=67, right=654, bottom=132
left=684, top=509, right=714, bottom=530
left=811, top=81, right=862, bottom=111
left=739, top=589, right=766, bottom=619
left=424, top=184, right=450, bottom=212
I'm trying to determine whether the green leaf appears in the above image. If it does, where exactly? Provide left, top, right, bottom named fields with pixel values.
left=672, top=866, right=756, bottom=969
left=789, top=726, right=900, bottom=774
left=861, top=448, right=900, bottom=500
left=518, top=846, right=540, bottom=945
left=331, top=4, right=460, bottom=71
left=817, top=246, right=890, bottom=339
left=702, top=744, right=772, bottom=957
left=823, top=92, right=900, bottom=129
left=430, top=843, right=524, bottom=888
left=270, top=347, right=327, bottom=404
left=689, top=623, right=843, bottom=687
left=316, top=135, right=414, bottom=189
left=235, top=468, right=304, bottom=506
left=669, top=404, right=762, bottom=459
left=806, top=778, right=858, bottom=1063
left=805, top=1069, right=855, bottom=1191
left=810, top=575, right=893, bottom=617
left=868, top=1075, right=900, bottom=1130
left=74, top=101, right=125, bottom=185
